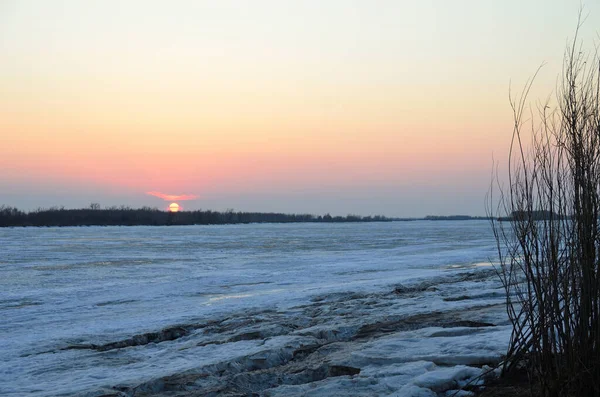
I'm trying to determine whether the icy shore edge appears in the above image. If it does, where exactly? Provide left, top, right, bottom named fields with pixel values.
left=78, top=269, right=510, bottom=397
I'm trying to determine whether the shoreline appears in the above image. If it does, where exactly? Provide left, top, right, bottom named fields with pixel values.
left=82, top=268, right=509, bottom=396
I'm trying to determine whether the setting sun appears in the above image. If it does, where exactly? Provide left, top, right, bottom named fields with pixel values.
left=168, top=203, right=180, bottom=212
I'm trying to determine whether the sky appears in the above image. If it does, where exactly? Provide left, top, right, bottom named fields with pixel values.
left=1, top=1, right=599, bottom=217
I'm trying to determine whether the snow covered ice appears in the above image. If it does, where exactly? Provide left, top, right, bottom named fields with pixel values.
left=0, top=221, right=511, bottom=396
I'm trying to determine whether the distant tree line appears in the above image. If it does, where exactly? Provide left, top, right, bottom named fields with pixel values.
left=0, top=205, right=400, bottom=227
left=496, top=210, right=569, bottom=222
left=424, top=215, right=492, bottom=221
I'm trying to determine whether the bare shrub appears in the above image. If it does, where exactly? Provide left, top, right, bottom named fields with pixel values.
left=488, top=18, right=600, bottom=396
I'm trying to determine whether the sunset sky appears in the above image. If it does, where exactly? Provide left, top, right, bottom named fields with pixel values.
left=1, top=1, right=599, bottom=216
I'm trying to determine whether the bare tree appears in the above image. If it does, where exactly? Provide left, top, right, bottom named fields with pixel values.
left=488, top=17, right=600, bottom=396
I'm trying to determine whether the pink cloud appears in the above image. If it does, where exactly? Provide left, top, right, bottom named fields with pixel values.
left=146, top=191, right=198, bottom=201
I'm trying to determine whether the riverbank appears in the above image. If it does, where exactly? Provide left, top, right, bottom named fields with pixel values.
left=84, top=269, right=510, bottom=396
left=476, top=369, right=534, bottom=397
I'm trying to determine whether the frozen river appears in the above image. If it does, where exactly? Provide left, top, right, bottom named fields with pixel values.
left=0, top=221, right=511, bottom=396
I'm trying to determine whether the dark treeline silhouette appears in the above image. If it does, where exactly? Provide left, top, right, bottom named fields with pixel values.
left=496, top=210, right=569, bottom=222
left=424, top=215, right=491, bottom=221
left=0, top=205, right=400, bottom=227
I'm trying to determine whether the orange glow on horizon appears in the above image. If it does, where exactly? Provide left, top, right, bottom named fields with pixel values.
left=147, top=191, right=198, bottom=201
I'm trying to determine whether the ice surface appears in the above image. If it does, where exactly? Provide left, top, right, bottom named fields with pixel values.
left=0, top=221, right=508, bottom=396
